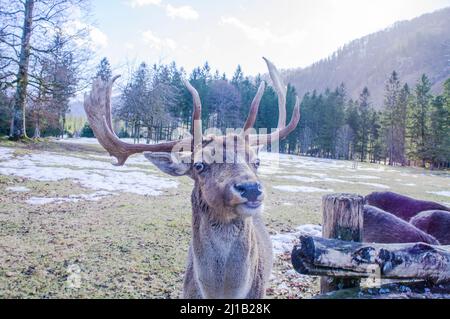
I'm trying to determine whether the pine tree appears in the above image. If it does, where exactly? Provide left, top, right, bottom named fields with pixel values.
left=96, top=57, right=112, bottom=81
left=231, top=65, right=244, bottom=86
left=357, top=87, right=371, bottom=161
left=345, top=99, right=360, bottom=160
left=382, top=71, right=403, bottom=165
left=368, top=111, right=382, bottom=163
left=396, top=83, right=410, bottom=165
left=407, top=74, right=432, bottom=166
left=187, top=63, right=211, bottom=130
left=284, top=84, right=300, bottom=154
left=298, top=92, right=313, bottom=155
left=428, top=95, right=449, bottom=169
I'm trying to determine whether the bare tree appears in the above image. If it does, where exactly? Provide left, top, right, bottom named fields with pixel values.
left=0, top=0, right=91, bottom=139
left=335, top=124, right=355, bottom=160
left=116, top=63, right=181, bottom=143
left=206, top=80, right=242, bottom=132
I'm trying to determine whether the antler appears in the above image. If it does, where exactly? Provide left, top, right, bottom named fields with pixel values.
left=243, top=57, right=300, bottom=144
left=252, top=96, right=300, bottom=145
left=84, top=58, right=299, bottom=166
left=182, top=78, right=203, bottom=151
left=84, top=76, right=190, bottom=166
left=263, top=57, right=286, bottom=129
left=243, top=81, right=266, bottom=132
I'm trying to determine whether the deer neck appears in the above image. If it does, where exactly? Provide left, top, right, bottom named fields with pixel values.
left=189, top=184, right=259, bottom=298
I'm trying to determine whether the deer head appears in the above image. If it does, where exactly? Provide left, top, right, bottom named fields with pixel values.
left=84, top=58, right=300, bottom=221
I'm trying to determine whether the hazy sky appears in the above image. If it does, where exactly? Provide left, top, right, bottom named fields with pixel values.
left=90, top=0, right=450, bottom=76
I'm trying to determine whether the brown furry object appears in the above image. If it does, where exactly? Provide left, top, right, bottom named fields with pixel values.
left=410, top=210, right=450, bottom=245
left=363, top=205, right=440, bottom=245
left=365, top=191, right=450, bottom=221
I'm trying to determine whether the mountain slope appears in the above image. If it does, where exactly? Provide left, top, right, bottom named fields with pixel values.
left=284, top=7, right=450, bottom=107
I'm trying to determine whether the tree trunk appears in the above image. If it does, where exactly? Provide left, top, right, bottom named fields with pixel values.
left=11, top=0, right=35, bottom=139
left=320, top=193, right=364, bottom=293
left=146, top=126, right=151, bottom=144
left=33, top=114, right=41, bottom=139
left=60, top=113, right=66, bottom=139
left=9, top=112, right=15, bottom=137
left=137, top=124, right=140, bottom=143
left=292, top=236, right=450, bottom=284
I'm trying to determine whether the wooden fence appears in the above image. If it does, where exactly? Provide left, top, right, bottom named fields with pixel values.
left=291, top=193, right=450, bottom=299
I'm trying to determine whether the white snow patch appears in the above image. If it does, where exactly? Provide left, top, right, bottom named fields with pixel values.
left=272, top=224, right=322, bottom=255
left=323, top=177, right=353, bottom=184
left=55, top=137, right=171, bottom=146
left=273, top=185, right=333, bottom=193
left=428, top=191, right=450, bottom=198
left=0, top=149, right=178, bottom=196
left=259, top=152, right=351, bottom=171
left=26, top=197, right=59, bottom=205
left=280, top=174, right=352, bottom=184
left=356, top=167, right=386, bottom=172
left=55, top=138, right=101, bottom=145
left=258, top=165, right=285, bottom=175
left=404, top=183, right=416, bottom=187
left=6, top=186, right=30, bottom=193
left=296, top=224, right=323, bottom=237
left=339, top=175, right=380, bottom=180
left=308, top=172, right=328, bottom=178
left=0, top=147, right=14, bottom=161
left=26, top=191, right=112, bottom=205
left=279, top=175, right=318, bottom=183
left=357, top=182, right=390, bottom=189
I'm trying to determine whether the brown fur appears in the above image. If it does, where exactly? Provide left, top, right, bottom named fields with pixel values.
left=363, top=205, right=440, bottom=245
left=410, top=210, right=450, bottom=245
left=365, top=191, right=450, bottom=221
left=145, top=135, right=273, bottom=299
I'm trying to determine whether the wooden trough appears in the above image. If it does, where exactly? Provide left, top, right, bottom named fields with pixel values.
left=291, top=193, right=450, bottom=299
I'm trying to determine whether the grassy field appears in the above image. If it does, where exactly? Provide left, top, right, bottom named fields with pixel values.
left=0, top=138, right=449, bottom=299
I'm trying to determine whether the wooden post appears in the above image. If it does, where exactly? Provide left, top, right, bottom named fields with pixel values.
left=320, top=193, right=364, bottom=294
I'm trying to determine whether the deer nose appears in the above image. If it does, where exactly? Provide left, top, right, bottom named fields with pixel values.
left=234, top=183, right=263, bottom=202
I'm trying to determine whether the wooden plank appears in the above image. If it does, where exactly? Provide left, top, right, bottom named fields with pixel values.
left=315, top=281, right=450, bottom=299
left=292, top=235, right=450, bottom=283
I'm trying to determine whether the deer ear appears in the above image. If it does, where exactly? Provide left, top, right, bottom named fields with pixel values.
left=144, top=152, right=192, bottom=177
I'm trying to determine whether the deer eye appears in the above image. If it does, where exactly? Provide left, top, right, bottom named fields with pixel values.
left=194, top=162, right=205, bottom=172
left=253, top=159, right=261, bottom=169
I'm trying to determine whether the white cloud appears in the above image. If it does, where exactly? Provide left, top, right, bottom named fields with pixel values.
left=128, top=0, right=161, bottom=8
left=62, top=19, right=108, bottom=50
left=165, top=4, right=199, bottom=20
left=90, top=27, right=109, bottom=49
left=220, top=17, right=271, bottom=46
left=127, top=1, right=199, bottom=20
left=220, top=16, right=305, bottom=47
left=125, top=42, right=135, bottom=50
left=142, top=30, right=177, bottom=50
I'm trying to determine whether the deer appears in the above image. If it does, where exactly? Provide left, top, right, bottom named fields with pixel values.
left=84, top=58, right=301, bottom=299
